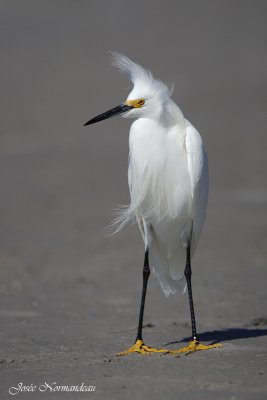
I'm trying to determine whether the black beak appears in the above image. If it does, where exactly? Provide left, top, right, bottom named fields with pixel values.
left=83, top=103, right=133, bottom=126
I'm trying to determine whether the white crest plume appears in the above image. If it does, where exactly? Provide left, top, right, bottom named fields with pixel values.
left=110, top=52, right=173, bottom=99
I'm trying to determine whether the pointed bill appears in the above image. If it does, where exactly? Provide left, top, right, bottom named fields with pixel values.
left=84, top=103, right=133, bottom=126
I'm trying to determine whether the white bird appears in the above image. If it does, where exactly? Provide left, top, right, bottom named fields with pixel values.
left=84, top=53, right=221, bottom=355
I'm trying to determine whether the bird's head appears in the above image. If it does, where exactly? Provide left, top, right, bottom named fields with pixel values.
left=84, top=53, right=173, bottom=126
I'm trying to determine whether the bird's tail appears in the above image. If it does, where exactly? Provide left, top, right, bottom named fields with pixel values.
left=149, top=227, right=187, bottom=297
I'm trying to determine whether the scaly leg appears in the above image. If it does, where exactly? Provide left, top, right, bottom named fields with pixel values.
left=169, top=244, right=221, bottom=355
left=117, top=249, right=169, bottom=356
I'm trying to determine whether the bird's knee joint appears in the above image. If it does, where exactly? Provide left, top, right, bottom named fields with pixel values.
left=143, top=267, right=150, bottom=278
left=184, top=264, right=192, bottom=279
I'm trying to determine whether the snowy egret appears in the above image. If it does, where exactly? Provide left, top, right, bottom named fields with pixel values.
left=84, top=54, right=221, bottom=355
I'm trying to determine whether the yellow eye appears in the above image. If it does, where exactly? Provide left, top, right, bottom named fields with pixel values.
left=125, top=99, right=145, bottom=108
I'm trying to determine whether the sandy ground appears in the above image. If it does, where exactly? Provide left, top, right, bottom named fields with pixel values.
left=0, top=1, right=267, bottom=399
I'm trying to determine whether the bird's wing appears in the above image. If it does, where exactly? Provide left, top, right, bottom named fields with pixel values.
left=185, top=121, right=209, bottom=253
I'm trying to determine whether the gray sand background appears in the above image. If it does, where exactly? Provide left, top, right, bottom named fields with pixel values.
left=0, top=1, right=266, bottom=399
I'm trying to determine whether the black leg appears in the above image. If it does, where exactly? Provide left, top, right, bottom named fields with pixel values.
left=184, top=244, right=198, bottom=341
left=136, top=249, right=150, bottom=341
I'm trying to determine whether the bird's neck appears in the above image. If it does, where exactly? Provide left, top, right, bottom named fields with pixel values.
left=158, top=99, right=185, bottom=129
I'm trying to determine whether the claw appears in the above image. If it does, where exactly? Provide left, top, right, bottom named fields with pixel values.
left=117, top=339, right=222, bottom=356
left=168, top=340, right=222, bottom=355
left=117, top=339, right=170, bottom=356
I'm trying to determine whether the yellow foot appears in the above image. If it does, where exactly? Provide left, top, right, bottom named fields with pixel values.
left=117, top=339, right=169, bottom=356
left=169, top=339, right=222, bottom=355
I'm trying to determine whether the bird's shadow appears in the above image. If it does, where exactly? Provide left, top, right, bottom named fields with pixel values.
left=164, top=327, right=267, bottom=346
